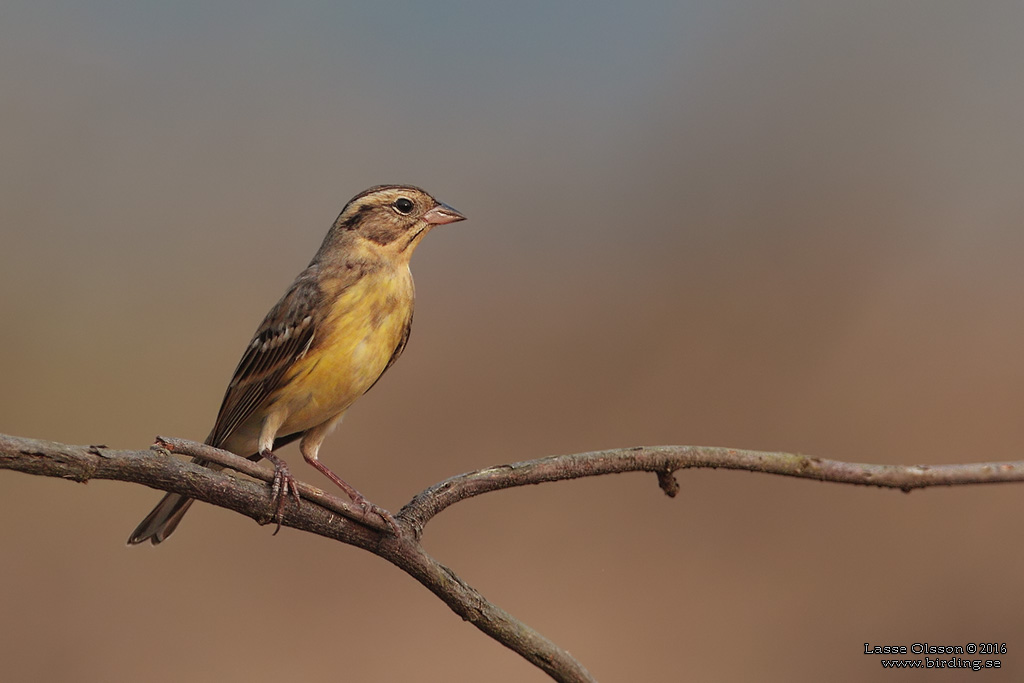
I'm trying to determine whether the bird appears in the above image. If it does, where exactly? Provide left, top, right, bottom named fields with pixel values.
left=128, top=185, right=466, bottom=545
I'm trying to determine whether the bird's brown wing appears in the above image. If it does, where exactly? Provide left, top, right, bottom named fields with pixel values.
left=205, top=268, right=323, bottom=450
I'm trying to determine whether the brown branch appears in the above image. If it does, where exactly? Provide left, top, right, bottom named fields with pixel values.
left=152, top=436, right=395, bottom=533
left=0, top=433, right=594, bottom=683
left=401, top=445, right=1024, bottom=530
left=4, top=432, right=1024, bottom=682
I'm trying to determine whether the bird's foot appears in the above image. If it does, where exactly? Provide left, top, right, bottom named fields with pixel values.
left=259, top=449, right=302, bottom=534
left=349, top=492, right=401, bottom=535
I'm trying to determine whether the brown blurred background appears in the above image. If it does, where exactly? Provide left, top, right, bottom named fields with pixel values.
left=2, top=2, right=1023, bottom=681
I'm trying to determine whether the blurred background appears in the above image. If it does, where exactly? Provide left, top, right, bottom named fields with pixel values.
left=2, top=1, right=1023, bottom=681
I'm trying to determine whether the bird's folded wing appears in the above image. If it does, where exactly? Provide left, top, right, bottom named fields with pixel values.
left=206, top=268, right=322, bottom=449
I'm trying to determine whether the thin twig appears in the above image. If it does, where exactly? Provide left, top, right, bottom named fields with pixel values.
left=401, top=445, right=1024, bottom=531
left=152, top=436, right=393, bottom=532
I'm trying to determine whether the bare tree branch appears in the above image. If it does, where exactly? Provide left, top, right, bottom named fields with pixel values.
left=4, top=430, right=1024, bottom=682
left=402, top=445, right=1024, bottom=530
left=0, top=433, right=595, bottom=683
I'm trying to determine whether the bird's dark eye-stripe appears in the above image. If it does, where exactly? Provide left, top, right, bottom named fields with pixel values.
left=393, top=198, right=414, bottom=215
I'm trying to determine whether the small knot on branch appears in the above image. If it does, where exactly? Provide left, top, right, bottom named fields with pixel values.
left=151, top=436, right=173, bottom=456
left=656, top=468, right=679, bottom=497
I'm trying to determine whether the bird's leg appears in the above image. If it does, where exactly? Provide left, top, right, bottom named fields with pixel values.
left=259, top=448, right=301, bottom=535
left=306, top=456, right=400, bottom=534
left=300, top=426, right=399, bottom=534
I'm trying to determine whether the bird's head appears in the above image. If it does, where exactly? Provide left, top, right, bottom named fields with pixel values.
left=320, top=185, right=466, bottom=263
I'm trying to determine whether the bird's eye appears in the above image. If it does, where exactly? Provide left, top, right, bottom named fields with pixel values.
left=393, top=198, right=414, bottom=215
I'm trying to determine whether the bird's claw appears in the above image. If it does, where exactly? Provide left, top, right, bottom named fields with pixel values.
left=350, top=493, right=399, bottom=535
left=262, top=452, right=301, bottom=535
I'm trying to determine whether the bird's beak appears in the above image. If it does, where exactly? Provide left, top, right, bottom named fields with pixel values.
left=423, top=202, right=466, bottom=225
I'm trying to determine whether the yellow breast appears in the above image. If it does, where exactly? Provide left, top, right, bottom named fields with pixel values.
left=273, top=265, right=414, bottom=435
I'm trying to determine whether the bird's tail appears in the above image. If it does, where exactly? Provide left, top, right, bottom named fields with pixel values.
left=127, top=492, right=196, bottom=545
